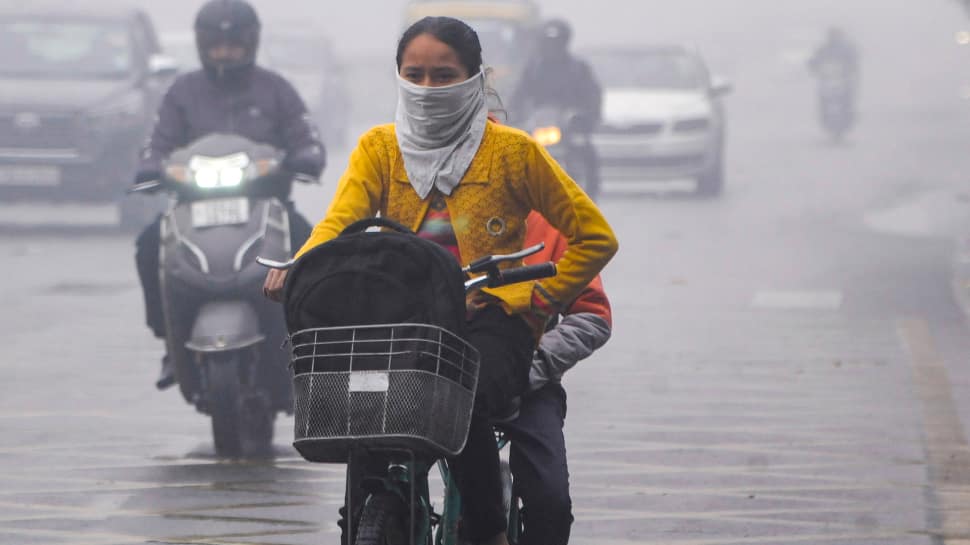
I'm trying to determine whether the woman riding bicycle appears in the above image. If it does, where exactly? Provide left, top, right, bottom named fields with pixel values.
left=264, top=16, right=618, bottom=545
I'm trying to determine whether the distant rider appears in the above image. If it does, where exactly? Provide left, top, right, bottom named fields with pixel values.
left=808, top=27, right=860, bottom=87
left=510, top=19, right=602, bottom=197
left=134, top=0, right=325, bottom=390
left=511, top=19, right=601, bottom=129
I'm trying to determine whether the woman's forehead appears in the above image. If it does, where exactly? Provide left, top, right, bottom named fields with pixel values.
left=401, top=33, right=461, bottom=66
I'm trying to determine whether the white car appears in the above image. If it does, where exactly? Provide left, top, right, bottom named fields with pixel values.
left=588, top=46, right=732, bottom=195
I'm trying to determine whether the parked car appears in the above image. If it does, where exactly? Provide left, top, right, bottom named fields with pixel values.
left=0, top=6, right=176, bottom=227
left=587, top=46, right=732, bottom=196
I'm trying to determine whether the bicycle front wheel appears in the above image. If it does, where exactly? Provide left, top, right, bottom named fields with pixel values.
left=355, top=492, right=409, bottom=545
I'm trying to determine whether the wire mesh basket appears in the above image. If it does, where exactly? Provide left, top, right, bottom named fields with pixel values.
left=288, top=323, right=481, bottom=463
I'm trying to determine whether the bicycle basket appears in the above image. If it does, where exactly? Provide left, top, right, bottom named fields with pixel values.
left=289, top=323, right=480, bottom=463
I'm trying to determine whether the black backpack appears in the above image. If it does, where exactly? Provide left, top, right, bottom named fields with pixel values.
left=282, top=217, right=467, bottom=343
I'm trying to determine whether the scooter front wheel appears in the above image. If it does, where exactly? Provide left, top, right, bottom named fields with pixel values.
left=207, top=351, right=274, bottom=458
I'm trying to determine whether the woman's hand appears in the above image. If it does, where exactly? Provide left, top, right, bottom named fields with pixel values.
left=466, top=290, right=490, bottom=317
left=263, top=268, right=288, bottom=302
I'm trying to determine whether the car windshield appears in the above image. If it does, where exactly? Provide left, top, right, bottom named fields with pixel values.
left=592, top=50, right=706, bottom=90
left=0, top=18, right=133, bottom=79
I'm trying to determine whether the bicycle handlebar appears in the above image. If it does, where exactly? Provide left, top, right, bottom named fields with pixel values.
left=464, top=262, right=557, bottom=293
left=495, top=262, right=557, bottom=286
left=256, top=256, right=296, bottom=270
left=257, top=244, right=557, bottom=293
left=463, top=243, right=545, bottom=274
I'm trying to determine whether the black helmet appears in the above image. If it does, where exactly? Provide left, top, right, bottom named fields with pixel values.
left=194, top=0, right=261, bottom=76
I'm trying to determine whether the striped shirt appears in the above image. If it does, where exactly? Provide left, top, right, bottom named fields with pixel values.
left=417, top=192, right=461, bottom=262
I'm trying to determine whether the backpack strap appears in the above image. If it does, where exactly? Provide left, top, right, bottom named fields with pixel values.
left=340, top=218, right=414, bottom=236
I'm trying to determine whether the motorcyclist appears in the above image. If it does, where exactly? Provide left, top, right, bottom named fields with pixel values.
left=808, top=27, right=860, bottom=85
left=510, top=18, right=602, bottom=196
left=134, top=0, right=325, bottom=390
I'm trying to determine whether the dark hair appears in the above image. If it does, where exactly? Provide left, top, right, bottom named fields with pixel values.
left=396, top=16, right=483, bottom=76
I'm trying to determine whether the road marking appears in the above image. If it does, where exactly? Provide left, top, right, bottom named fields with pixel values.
left=898, top=318, right=970, bottom=543
left=751, top=290, right=844, bottom=310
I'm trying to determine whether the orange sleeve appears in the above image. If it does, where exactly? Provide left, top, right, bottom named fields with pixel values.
left=524, top=211, right=612, bottom=327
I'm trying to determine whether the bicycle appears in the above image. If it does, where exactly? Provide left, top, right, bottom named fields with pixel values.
left=259, top=241, right=554, bottom=544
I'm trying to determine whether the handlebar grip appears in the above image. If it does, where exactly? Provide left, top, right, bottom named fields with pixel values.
left=493, top=262, right=557, bottom=287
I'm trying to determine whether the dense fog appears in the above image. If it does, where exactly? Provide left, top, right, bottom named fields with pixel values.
left=5, top=1, right=970, bottom=543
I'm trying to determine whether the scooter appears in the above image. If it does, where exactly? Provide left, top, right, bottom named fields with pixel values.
left=523, top=106, right=600, bottom=201
left=130, top=133, right=298, bottom=457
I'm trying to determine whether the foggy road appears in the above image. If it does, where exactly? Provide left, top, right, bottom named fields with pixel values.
left=5, top=0, right=970, bottom=543
left=5, top=71, right=970, bottom=545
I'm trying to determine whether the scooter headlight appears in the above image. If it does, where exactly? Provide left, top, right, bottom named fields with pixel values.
left=532, top=126, right=562, bottom=147
left=188, top=153, right=254, bottom=189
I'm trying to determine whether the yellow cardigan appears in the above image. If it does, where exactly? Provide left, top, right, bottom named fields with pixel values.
left=295, top=121, right=619, bottom=315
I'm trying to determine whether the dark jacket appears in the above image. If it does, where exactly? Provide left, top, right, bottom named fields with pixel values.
left=510, top=55, right=602, bottom=130
left=138, top=66, right=326, bottom=190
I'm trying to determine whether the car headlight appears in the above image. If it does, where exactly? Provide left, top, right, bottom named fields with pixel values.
left=533, top=126, right=562, bottom=147
left=187, top=153, right=255, bottom=189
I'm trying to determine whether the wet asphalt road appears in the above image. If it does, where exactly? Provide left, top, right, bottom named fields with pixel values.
left=6, top=32, right=970, bottom=545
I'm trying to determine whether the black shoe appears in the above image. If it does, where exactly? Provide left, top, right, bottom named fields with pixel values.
left=155, top=355, right=176, bottom=390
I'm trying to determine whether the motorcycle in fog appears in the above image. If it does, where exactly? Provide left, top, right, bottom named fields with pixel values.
left=524, top=106, right=601, bottom=201
left=814, top=61, right=856, bottom=142
left=130, top=134, right=299, bottom=457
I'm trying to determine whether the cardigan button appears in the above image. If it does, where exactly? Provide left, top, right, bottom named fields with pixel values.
left=485, top=216, right=507, bottom=237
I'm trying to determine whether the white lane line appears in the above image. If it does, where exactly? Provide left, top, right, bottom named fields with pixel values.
left=751, top=291, right=844, bottom=310
left=897, top=318, right=970, bottom=543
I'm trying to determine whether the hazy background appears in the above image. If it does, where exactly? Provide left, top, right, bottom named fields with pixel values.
left=6, top=3, right=970, bottom=542
left=123, top=0, right=970, bottom=222
left=137, top=0, right=968, bottom=119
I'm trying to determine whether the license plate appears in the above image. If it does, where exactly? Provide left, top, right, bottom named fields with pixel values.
left=191, top=198, right=249, bottom=228
left=0, top=165, right=61, bottom=186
